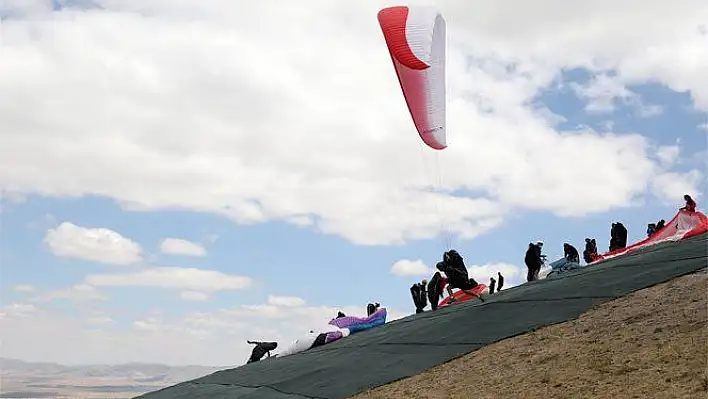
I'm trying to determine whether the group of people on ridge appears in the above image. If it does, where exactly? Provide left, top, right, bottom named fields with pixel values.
left=410, top=250, right=506, bottom=313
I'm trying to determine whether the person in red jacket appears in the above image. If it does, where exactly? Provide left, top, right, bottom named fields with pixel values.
left=681, top=194, right=696, bottom=212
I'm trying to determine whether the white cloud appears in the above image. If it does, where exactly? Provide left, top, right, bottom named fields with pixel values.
left=390, top=258, right=524, bottom=288
left=1, top=1, right=704, bottom=245
left=0, top=299, right=408, bottom=366
left=466, top=262, right=524, bottom=287
left=133, top=318, right=161, bottom=332
left=651, top=170, right=704, bottom=205
left=85, top=266, right=253, bottom=293
left=570, top=74, right=634, bottom=113
left=267, top=295, right=306, bottom=307
left=44, top=222, right=143, bottom=265
left=32, top=284, right=108, bottom=303
left=656, top=145, right=681, bottom=169
left=390, top=259, right=433, bottom=277
left=0, top=303, right=36, bottom=320
left=12, top=284, right=35, bottom=292
left=570, top=74, right=663, bottom=117
left=159, top=238, right=207, bottom=257
left=180, top=291, right=210, bottom=302
left=86, top=316, right=115, bottom=325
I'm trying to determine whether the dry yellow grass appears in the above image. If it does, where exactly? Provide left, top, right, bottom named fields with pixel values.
left=351, top=272, right=708, bottom=399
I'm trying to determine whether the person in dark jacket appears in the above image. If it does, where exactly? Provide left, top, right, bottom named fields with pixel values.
left=609, top=222, right=628, bottom=251
left=583, top=238, right=598, bottom=264
left=655, top=219, right=665, bottom=231
left=366, top=302, right=380, bottom=316
left=436, top=250, right=485, bottom=303
left=427, top=272, right=445, bottom=310
left=497, top=271, right=504, bottom=291
left=563, top=243, right=580, bottom=263
left=646, top=223, right=656, bottom=237
left=409, top=280, right=428, bottom=313
left=525, top=242, right=543, bottom=282
left=615, top=222, right=627, bottom=249
left=489, top=276, right=496, bottom=294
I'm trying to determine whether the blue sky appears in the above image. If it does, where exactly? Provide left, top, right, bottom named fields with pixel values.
left=0, top=0, right=706, bottom=366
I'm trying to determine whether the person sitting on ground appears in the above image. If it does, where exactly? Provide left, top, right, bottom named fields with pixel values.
left=655, top=219, right=665, bottom=231
left=497, top=271, right=504, bottom=291
left=489, top=276, right=496, bottom=294
left=647, top=223, right=656, bottom=237
left=563, top=242, right=580, bottom=263
left=681, top=194, right=696, bottom=212
left=435, top=250, right=485, bottom=303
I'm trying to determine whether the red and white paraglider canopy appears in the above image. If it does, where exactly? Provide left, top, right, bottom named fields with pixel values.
left=377, top=5, right=447, bottom=150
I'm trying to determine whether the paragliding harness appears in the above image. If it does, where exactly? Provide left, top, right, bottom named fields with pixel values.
left=246, top=340, right=278, bottom=364
left=545, top=257, right=583, bottom=278
left=410, top=283, right=428, bottom=313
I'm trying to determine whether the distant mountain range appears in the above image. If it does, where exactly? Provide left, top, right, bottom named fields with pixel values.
left=0, top=357, right=231, bottom=398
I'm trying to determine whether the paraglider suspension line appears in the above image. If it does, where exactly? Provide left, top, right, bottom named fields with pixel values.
left=418, top=144, right=452, bottom=251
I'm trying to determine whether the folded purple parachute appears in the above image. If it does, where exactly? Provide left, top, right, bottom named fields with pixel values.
left=328, top=308, right=387, bottom=333
left=277, top=308, right=388, bottom=358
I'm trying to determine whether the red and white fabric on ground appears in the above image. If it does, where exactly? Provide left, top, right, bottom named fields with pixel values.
left=592, top=209, right=708, bottom=263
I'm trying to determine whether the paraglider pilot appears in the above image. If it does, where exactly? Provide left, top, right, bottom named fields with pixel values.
left=436, top=250, right=485, bottom=303
left=583, top=238, right=598, bottom=264
left=410, top=280, right=428, bottom=313
left=563, top=243, right=580, bottom=264
left=246, top=340, right=278, bottom=364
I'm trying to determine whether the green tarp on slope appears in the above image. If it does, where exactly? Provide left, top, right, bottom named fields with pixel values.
left=137, top=233, right=708, bottom=399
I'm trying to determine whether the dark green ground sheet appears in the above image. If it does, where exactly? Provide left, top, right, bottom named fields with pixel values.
left=137, top=233, right=708, bottom=399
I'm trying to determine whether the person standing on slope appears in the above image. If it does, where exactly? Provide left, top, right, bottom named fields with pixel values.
left=497, top=271, right=504, bottom=291
left=427, top=272, right=446, bottom=310
left=525, top=242, right=544, bottom=281
left=489, top=276, right=496, bottom=294
left=583, top=238, right=598, bottom=264
left=436, top=250, right=485, bottom=303
left=410, top=280, right=428, bottom=314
